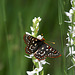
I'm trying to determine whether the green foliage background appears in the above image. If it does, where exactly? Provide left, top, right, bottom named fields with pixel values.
left=0, top=0, right=74, bottom=75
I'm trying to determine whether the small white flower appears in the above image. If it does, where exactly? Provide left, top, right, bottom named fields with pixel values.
left=30, top=26, right=35, bottom=31
left=24, top=54, right=34, bottom=58
left=32, top=32, right=34, bottom=36
left=71, top=0, right=73, bottom=5
left=72, top=7, right=75, bottom=10
left=68, top=65, right=74, bottom=70
left=47, top=74, right=50, bottom=75
left=72, top=57, right=75, bottom=63
left=74, top=2, right=75, bottom=5
left=68, top=56, right=75, bottom=70
left=73, top=22, right=75, bottom=24
left=65, top=12, right=71, bottom=17
left=72, top=26, right=75, bottom=37
left=69, top=26, right=72, bottom=30
left=67, top=33, right=69, bottom=36
left=73, top=26, right=75, bottom=30
left=38, top=17, right=41, bottom=22
left=66, top=37, right=70, bottom=44
left=72, top=33, right=75, bottom=37
left=65, top=9, right=73, bottom=22
left=66, top=46, right=75, bottom=57
left=34, top=59, right=50, bottom=68
left=71, top=56, right=75, bottom=65
left=40, top=60, right=50, bottom=65
left=69, top=9, right=73, bottom=14
left=66, top=43, right=69, bottom=47
left=26, top=32, right=31, bottom=35
left=71, top=39, right=74, bottom=45
left=32, top=17, right=37, bottom=23
left=37, top=23, right=39, bottom=27
left=27, top=67, right=43, bottom=75
left=64, top=21, right=72, bottom=23
left=37, top=35, right=43, bottom=40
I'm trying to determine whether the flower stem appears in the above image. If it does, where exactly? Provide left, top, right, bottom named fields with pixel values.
left=31, top=17, right=44, bottom=75
left=58, top=0, right=67, bottom=75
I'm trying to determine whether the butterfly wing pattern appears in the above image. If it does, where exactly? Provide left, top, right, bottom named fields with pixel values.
left=23, top=34, right=61, bottom=60
left=23, top=34, right=44, bottom=54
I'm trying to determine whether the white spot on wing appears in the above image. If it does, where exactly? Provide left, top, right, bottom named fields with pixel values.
left=32, top=41, right=34, bottom=43
left=41, top=51, right=45, bottom=56
left=35, top=39, right=37, bottom=41
left=47, top=45, right=49, bottom=48
left=32, top=38, right=34, bottom=40
left=50, top=48, right=52, bottom=51
left=42, top=47, right=44, bottom=50
left=46, top=49, right=48, bottom=51
left=35, top=43, right=37, bottom=46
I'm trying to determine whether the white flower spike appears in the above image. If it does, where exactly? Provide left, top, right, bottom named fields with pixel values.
left=25, top=17, right=51, bottom=75
left=65, top=0, right=75, bottom=70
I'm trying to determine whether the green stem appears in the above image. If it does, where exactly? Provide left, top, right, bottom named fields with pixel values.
left=31, top=17, right=44, bottom=75
left=58, top=0, right=67, bottom=75
left=2, top=0, right=12, bottom=75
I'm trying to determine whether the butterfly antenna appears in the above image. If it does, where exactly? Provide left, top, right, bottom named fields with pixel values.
left=46, top=41, right=55, bottom=44
left=51, top=42, right=55, bottom=44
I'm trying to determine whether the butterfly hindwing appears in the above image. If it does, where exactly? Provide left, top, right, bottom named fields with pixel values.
left=34, top=44, right=49, bottom=60
left=47, top=47, right=61, bottom=58
left=34, top=43, right=61, bottom=60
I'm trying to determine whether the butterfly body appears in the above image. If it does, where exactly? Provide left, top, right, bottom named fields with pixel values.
left=23, top=34, right=61, bottom=60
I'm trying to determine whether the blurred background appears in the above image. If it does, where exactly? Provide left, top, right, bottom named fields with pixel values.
left=0, top=0, right=74, bottom=75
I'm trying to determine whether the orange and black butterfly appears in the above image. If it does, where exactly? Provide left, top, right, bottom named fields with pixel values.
left=23, top=34, right=61, bottom=61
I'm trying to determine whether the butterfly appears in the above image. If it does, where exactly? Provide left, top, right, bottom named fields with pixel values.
left=23, top=34, right=61, bottom=61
